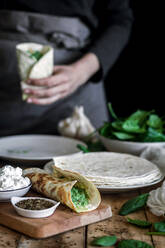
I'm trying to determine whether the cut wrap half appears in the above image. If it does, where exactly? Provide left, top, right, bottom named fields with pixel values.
left=23, top=167, right=101, bottom=213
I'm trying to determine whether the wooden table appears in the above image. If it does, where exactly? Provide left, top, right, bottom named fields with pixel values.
left=0, top=184, right=165, bottom=248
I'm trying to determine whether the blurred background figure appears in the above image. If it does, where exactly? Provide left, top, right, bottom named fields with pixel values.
left=0, top=0, right=133, bottom=137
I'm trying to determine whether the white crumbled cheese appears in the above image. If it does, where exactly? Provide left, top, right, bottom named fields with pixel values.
left=0, top=165, right=30, bottom=191
left=147, top=180, right=165, bottom=216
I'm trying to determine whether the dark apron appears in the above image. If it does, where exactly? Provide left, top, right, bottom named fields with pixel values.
left=0, top=10, right=108, bottom=137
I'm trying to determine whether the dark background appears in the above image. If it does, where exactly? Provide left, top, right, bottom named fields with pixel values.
left=104, top=0, right=164, bottom=117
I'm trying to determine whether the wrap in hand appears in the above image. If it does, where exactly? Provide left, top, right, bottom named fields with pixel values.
left=16, top=42, right=54, bottom=99
left=23, top=167, right=101, bottom=213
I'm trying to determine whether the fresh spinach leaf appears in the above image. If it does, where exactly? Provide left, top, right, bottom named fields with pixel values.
left=147, top=114, right=163, bottom=130
left=123, top=123, right=146, bottom=134
left=99, top=122, right=112, bottom=137
left=77, top=144, right=89, bottom=153
left=86, top=140, right=106, bottom=152
left=30, top=51, right=43, bottom=61
left=146, top=232, right=165, bottom=236
left=111, top=131, right=135, bottom=140
left=126, top=217, right=152, bottom=228
left=143, top=127, right=165, bottom=142
left=77, top=141, right=106, bottom=153
left=111, top=120, right=124, bottom=131
left=108, top=102, right=118, bottom=120
left=119, top=193, right=149, bottom=216
left=90, top=235, right=117, bottom=247
left=117, top=239, right=153, bottom=248
left=122, top=110, right=149, bottom=134
left=154, top=220, right=165, bottom=232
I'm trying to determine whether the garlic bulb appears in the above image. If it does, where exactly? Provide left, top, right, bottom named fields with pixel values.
left=58, top=106, right=95, bottom=140
left=147, top=181, right=165, bottom=216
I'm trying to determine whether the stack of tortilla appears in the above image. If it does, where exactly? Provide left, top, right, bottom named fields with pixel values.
left=44, top=152, right=163, bottom=188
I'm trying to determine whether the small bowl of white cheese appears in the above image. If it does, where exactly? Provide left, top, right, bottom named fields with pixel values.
left=0, top=165, right=31, bottom=201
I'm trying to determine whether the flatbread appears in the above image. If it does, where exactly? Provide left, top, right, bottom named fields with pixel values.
left=52, top=152, right=162, bottom=187
left=23, top=167, right=101, bottom=213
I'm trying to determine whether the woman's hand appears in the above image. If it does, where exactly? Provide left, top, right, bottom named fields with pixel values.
left=24, top=53, right=100, bottom=105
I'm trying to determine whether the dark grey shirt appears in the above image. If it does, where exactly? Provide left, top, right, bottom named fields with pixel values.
left=0, top=0, right=133, bottom=78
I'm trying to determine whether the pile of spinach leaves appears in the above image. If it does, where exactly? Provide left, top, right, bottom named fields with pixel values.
left=99, top=103, right=165, bottom=142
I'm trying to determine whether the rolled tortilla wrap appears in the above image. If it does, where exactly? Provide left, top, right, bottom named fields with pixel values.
left=16, top=42, right=54, bottom=80
left=16, top=42, right=54, bottom=99
left=23, top=167, right=101, bottom=213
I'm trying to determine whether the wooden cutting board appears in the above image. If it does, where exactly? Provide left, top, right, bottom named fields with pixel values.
left=0, top=197, right=112, bottom=239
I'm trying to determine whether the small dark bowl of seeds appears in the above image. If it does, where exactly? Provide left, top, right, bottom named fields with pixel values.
left=11, top=196, right=60, bottom=218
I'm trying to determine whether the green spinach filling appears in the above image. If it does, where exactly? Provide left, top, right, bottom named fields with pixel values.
left=27, top=50, right=43, bottom=61
left=71, top=187, right=89, bottom=208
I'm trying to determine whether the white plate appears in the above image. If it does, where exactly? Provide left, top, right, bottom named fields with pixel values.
left=44, top=161, right=164, bottom=193
left=96, top=176, right=164, bottom=193
left=0, top=135, right=84, bottom=161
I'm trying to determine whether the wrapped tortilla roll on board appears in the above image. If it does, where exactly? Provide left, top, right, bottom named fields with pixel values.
left=16, top=42, right=54, bottom=100
left=23, top=167, right=101, bottom=213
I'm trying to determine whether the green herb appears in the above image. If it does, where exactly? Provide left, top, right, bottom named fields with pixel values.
left=77, top=141, right=106, bottom=153
left=87, top=140, right=106, bottom=152
left=71, top=187, right=88, bottom=208
left=117, top=239, right=153, bottom=248
left=111, top=131, right=135, bottom=140
left=111, top=120, right=124, bottom=131
left=153, top=220, right=165, bottom=232
left=108, top=102, right=118, bottom=120
left=119, top=193, right=149, bottom=216
left=90, top=235, right=117, bottom=247
left=99, top=122, right=112, bottom=137
left=143, top=127, right=165, bottom=142
left=122, top=110, right=149, bottom=134
left=30, top=51, right=43, bottom=61
left=99, top=103, right=165, bottom=142
left=147, top=114, right=163, bottom=130
left=146, top=232, right=165, bottom=236
left=126, top=217, right=152, bottom=228
left=77, top=144, right=90, bottom=153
